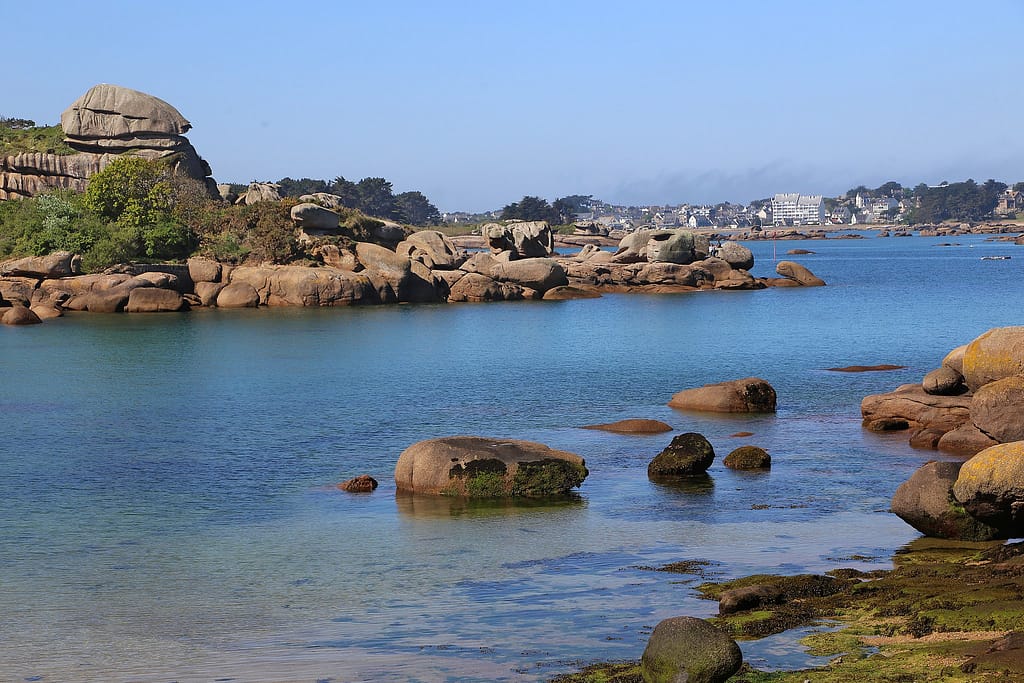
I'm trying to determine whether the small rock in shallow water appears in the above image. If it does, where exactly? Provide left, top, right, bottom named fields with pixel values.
left=338, top=475, right=378, bottom=493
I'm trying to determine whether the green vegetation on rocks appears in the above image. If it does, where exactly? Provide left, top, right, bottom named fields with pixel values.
left=0, top=119, right=73, bottom=157
left=552, top=539, right=1024, bottom=682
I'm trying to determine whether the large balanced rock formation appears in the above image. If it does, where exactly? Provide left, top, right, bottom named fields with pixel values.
left=394, top=436, right=588, bottom=497
left=1, top=84, right=217, bottom=200
left=669, top=377, right=777, bottom=413
left=641, top=616, right=742, bottom=683
left=863, top=327, right=1024, bottom=455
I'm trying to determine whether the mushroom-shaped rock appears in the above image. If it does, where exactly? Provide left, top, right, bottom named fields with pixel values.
left=582, top=419, right=673, bottom=434
left=775, top=260, right=825, bottom=286
left=953, top=442, right=1024, bottom=533
left=394, top=436, right=587, bottom=497
left=61, top=83, right=192, bottom=137
left=669, top=377, right=777, bottom=413
left=971, top=377, right=1024, bottom=443
left=338, top=475, right=378, bottom=493
left=723, top=445, right=771, bottom=470
left=923, top=366, right=966, bottom=396
left=290, top=202, right=340, bottom=231
left=648, top=432, right=715, bottom=477
left=641, top=616, right=742, bottom=683
left=892, top=460, right=1001, bottom=541
left=1, top=305, right=42, bottom=325
left=962, top=327, right=1024, bottom=392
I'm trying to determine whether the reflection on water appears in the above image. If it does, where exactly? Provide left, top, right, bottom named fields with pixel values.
left=2, top=236, right=1023, bottom=680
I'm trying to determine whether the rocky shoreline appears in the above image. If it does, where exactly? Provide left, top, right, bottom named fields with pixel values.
left=0, top=223, right=829, bottom=325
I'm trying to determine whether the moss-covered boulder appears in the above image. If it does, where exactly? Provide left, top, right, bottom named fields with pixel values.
left=648, top=432, right=715, bottom=478
left=394, top=436, right=587, bottom=498
left=892, top=460, right=1002, bottom=541
left=640, top=616, right=741, bottom=683
left=953, top=441, right=1024, bottom=533
left=962, top=326, right=1024, bottom=392
left=723, top=445, right=771, bottom=470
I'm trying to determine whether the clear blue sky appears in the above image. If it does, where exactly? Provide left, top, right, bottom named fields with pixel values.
left=6, top=1, right=1022, bottom=212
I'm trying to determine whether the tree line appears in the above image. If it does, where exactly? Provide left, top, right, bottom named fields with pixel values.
left=842, top=179, right=1014, bottom=223
left=273, top=176, right=440, bottom=226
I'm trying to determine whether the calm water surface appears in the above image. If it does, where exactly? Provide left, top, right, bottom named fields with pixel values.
left=2, top=234, right=1022, bottom=682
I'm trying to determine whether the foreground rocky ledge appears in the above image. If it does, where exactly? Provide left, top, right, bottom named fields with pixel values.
left=552, top=539, right=1024, bottom=682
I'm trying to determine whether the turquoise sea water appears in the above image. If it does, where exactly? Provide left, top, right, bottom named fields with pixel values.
left=2, top=234, right=1022, bottom=682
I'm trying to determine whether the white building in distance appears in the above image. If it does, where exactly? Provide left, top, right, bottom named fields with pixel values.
left=771, top=193, right=825, bottom=226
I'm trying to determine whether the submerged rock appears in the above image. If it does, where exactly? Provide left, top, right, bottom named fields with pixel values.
left=338, top=475, right=379, bottom=493
left=582, top=418, right=673, bottom=434
left=394, top=436, right=587, bottom=497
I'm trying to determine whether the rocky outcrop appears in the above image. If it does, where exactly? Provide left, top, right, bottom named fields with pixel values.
left=962, top=326, right=1024, bottom=391
left=236, top=182, right=282, bottom=205
left=228, top=265, right=377, bottom=306
left=1, top=305, right=42, bottom=325
left=774, top=260, right=826, bottom=286
left=612, top=229, right=710, bottom=265
left=125, top=287, right=186, bottom=312
left=952, top=442, right=1024, bottom=534
left=668, top=377, right=777, bottom=413
left=715, top=242, right=755, bottom=270
left=396, top=230, right=464, bottom=270
left=641, top=616, right=742, bottom=683
left=0, top=251, right=80, bottom=278
left=2, top=84, right=216, bottom=200
left=481, top=221, right=555, bottom=259
left=290, top=202, right=341, bottom=231
left=648, top=433, right=716, bottom=477
left=891, top=460, right=1001, bottom=541
left=394, top=436, right=588, bottom=497
left=864, top=327, right=1024, bottom=455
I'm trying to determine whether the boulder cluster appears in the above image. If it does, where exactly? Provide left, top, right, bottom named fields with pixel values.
left=1, top=84, right=217, bottom=200
left=862, top=327, right=1024, bottom=455
left=556, top=228, right=825, bottom=292
left=871, top=327, right=1024, bottom=540
left=0, top=221, right=831, bottom=324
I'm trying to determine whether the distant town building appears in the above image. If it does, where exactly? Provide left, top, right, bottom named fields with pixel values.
left=996, top=189, right=1022, bottom=216
left=771, top=193, right=825, bottom=226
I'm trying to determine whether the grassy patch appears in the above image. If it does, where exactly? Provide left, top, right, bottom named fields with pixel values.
left=0, top=123, right=74, bottom=157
